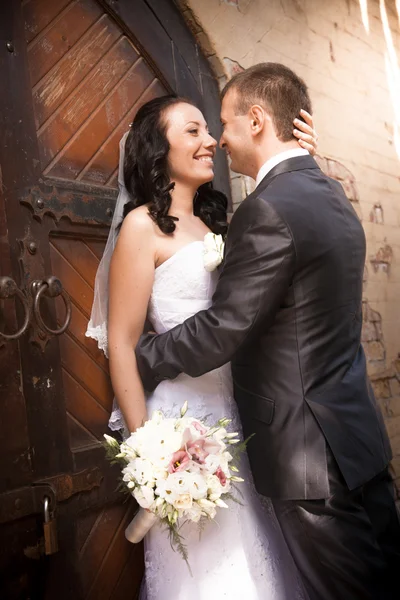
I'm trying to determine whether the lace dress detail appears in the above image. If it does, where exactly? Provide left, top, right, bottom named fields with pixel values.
left=140, top=241, right=305, bottom=600
left=85, top=321, right=108, bottom=357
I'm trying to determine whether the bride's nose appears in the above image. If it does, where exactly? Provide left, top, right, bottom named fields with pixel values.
left=204, top=133, right=217, bottom=149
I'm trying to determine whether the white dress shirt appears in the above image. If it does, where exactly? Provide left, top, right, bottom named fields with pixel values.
left=255, top=148, right=309, bottom=188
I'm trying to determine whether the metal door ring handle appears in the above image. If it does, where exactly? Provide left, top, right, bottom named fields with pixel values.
left=33, top=277, right=72, bottom=336
left=0, top=277, right=30, bottom=340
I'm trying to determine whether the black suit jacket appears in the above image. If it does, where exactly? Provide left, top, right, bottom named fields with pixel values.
left=136, top=155, right=392, bottom=500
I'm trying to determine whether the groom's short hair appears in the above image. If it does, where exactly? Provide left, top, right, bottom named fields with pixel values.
left=221, top=63, right=312, bottom=142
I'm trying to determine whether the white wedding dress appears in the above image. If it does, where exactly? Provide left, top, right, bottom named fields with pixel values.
left=134, top=240, right=305, bottom=600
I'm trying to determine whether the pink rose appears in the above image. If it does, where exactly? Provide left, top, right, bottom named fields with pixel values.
left=168, top=449, right=191, bottom=474
left=215, top=467, right=227, bottom=486
left=192, top=421, right=207, bottom=435
left=187, top=439, right=209, bottom=464
left=182, top=427, right=222, bottom=465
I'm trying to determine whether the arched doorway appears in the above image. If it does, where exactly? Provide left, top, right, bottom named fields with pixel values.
left=0, top=1, right=229, bottom=598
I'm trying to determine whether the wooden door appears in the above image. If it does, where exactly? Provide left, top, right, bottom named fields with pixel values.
left=0, top=1, right=229, bottom=598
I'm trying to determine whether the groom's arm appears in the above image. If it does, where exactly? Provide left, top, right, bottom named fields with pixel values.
left=136, top=197, right=295, bottom=391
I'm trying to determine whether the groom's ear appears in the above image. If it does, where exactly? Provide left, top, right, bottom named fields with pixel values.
left=249, top=105, right=269, bottom=136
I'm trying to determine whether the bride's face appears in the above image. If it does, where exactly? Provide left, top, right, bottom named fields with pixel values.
left=164, top=103, right=217, bottom=187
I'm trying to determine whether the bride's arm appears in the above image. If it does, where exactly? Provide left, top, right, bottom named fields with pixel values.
left=108, top=209, right=156, bottom=432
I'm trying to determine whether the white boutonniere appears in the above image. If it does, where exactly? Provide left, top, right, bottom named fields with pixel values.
left=203, top=233, right=225, bottom=272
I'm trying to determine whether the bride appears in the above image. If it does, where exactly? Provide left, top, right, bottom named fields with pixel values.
left=87, top=95, right=317, bottom=599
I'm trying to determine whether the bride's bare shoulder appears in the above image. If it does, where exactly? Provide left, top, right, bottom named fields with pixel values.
left=120, top=205, right=155, bottom=237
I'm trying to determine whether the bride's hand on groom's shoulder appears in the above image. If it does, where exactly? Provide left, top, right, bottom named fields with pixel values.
left=293, top=109, right=318, bottom=156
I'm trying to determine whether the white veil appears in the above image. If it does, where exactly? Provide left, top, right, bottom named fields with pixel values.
left=85, top=131, right=130, bottom=432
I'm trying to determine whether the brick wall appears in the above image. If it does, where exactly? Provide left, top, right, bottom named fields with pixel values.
left=177, top=0, right=400, bottom=494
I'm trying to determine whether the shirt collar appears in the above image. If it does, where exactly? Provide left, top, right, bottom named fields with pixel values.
left=255, top=148, right=309, bottom=188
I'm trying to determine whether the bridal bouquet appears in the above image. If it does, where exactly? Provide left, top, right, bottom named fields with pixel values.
left=104, top=402, right=245, bottom=565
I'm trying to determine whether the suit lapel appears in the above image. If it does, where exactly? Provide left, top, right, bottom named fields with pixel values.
left=227, top=154, right=321, bottom=239
left=254, top=154, right=320, bottom=196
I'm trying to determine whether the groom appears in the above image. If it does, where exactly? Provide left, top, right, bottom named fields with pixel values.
left=136, top=63, right=400, bottom=599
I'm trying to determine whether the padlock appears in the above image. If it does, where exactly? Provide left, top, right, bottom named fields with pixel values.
left=43, top=496, right=59, bottom=555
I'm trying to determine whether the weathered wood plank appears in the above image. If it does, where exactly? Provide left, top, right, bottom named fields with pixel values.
left=33, top=14, right=121, bottom=128
left=27, top=0, right=102, bottom=87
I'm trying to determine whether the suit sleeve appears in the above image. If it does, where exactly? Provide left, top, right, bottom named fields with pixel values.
left=136, top=198, right=295, bottom=391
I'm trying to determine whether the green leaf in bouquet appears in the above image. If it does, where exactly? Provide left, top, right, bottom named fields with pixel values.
left=229, top=433, right=255, bottom=465
left=114, top=478, right=132, bottom=501
left=161, top=517, right=192, bottom=575
left=222, top=485, right=244, bottom=506
left=103, top=435, right=122, bottom=463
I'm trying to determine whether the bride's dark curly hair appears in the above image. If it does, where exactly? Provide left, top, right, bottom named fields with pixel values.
left=122, top=95, right=228, bottom=236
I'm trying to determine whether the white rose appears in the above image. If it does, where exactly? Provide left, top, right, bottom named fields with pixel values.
left=187, top=460, right=201, bottom=474
left=137, top=423, right=183, bottom=468
left=173, top=494, right=193, bottom=510
left=119, top=442, right=137, bottom=460
left=203, top=233, right=224, bottom=272
left=187, top=472, right=208, bottom=500
left=206, top=474, right=223, bottom=500
left=167, top=472, right=191, bottom=493
left=122, top=466, right=135, bottom=483
left=130, top=417, right=178, bottom=454
left=198, top=498, right=217, bottom=519
left=185, top=502, right=203, bottom=523
left=123, top=433, right=139, bottom=452
left=204, top=232, right=224, bottom=254
left=204, top=454, right=221, bottom=474
left=204, top=250, right=222, bottom=272
left=127, top=458, right=155, bottom=486
left=156, top=472, right=189, bottom=504
left=153, top=466, right=168, bottom=482
left=219, top=451, right=233, bottom=473
left=133, top=485, right=155, bottom=510
left=155, top=478, right=176, bottom=504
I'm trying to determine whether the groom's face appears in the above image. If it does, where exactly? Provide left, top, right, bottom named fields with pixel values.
left=219, top=89, right=255, bottom=178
